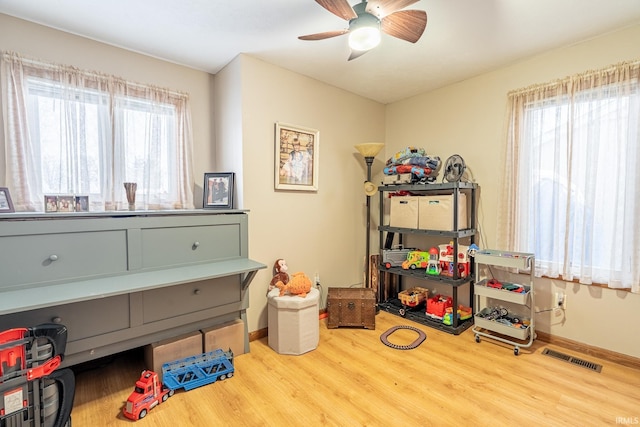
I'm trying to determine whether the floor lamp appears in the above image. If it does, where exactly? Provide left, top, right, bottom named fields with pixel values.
left=355, top=142, right=384, bottom=289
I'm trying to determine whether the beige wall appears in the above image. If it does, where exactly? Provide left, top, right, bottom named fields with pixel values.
left=386, top=24, right=640, bottom=358
left=2, top=13, right=639, bottom=359
left=221, top=54, right=386, bottom=332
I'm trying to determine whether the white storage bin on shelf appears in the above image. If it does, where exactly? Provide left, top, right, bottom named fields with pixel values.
left=472, top=249, right=535, bottom=355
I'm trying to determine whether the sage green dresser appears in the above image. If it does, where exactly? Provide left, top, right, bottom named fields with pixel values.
left=0, top=210, right=266, bottom=367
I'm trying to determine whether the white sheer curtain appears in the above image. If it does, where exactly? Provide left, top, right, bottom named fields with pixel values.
left=498, top=60, right=640, bottom=293
left=1, top=51, right=194, bottom=211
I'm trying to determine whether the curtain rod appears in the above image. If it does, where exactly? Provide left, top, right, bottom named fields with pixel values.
left=508, top=58, right=640, bottom=97
left=1, top=50, right=189, bottom=99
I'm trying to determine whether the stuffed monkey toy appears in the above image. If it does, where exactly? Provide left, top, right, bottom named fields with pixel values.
left=269, top=258, right=289, bottom=291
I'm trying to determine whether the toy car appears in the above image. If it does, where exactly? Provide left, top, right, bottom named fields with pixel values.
left=382, top=245, right=417, bottom=269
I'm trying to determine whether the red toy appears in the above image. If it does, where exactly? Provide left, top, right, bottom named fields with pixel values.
left=438, top=242, right=470, bottom=278
left=123, top=370, right=174, bottom=420
left=426, top=294, right=453, bottom=319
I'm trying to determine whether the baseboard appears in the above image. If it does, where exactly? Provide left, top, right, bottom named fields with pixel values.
left=249, top=328, right=268, bottom=342
left=535, top=331, right=640, bottom=370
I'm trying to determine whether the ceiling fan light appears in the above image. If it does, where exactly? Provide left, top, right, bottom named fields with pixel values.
left=348, top=26, right=381, bottom=51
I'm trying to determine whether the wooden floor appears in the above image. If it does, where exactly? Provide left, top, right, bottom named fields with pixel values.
left=71, top=312, right=639, bottom=426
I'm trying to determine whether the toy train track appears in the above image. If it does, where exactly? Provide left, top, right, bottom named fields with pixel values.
left=380, top=325, right=427, bottom=350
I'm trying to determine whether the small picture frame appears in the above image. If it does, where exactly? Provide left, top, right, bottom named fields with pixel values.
left=56, top=195, right=75, bottom=213
left=75, top=195, right=89, bottom=212
left=0, top=187, right=15, bottom=213
left=204, top=172, right=234, bottom=209
left=45, top=195, right=58, bottom=212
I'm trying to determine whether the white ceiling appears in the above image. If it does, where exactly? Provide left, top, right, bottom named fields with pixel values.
left=2, top=0, right=640, bottom=104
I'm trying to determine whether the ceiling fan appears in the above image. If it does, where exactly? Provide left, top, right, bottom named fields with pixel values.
left=298, top=0, right=428, bottom=61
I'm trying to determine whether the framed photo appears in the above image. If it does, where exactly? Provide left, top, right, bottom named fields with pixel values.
left=275, top=122, right=319, bottom=191
left=0, top=187, right=15, bottom=213
left=204, top=172, right=234, bottom=209
left=45, top=195, right=58, bottom=212
left=75, top=195, right=89, bottom=212
left=56, top=195, right=75, bottom=213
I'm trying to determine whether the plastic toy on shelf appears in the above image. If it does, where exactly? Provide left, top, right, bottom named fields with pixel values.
left=382, top=245, right=418, bottom=269
left=402, top=250, right=430, bottom=270
left=438, top=242, right=470, bottom=278
left=426, top=247, right=440, bottom=276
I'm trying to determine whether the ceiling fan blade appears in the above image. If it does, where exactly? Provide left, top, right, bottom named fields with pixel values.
left=298, top=29, right=349, bottom=41
left=348, top=49, right=369, bottom=61
left=381, top=9, right=427, bottom=43
left=315, top=0, right=357, bottom=21
left=365, top=0, right=420, bottom=18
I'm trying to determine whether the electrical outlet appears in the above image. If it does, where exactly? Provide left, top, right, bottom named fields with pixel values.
left=554, top=292, right=566, bottom=309
left=314, top=273, right=320, bottom=286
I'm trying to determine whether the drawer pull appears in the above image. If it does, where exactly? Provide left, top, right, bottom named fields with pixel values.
left=192, top=241, right=200, bottom=249
left=194, top=289, right=201, bottom=295
left=49, top=254, right=59, bottom=262
left=52, top=316, right=62, bottom=323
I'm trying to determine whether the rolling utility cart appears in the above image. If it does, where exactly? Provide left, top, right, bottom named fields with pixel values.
left=472, top=250, right=535, bottom=355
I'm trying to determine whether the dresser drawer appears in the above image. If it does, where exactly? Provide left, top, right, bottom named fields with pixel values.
left=0, top=230, right=128, bottom=290
left=140, top=224, right=241, bottom=268
left=142, top=276, right=241, bottom=324
left=0, top=295, right=130, bottom=342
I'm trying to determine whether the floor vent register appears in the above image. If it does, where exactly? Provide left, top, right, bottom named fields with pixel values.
left=542, top=348, right=603, bottom=373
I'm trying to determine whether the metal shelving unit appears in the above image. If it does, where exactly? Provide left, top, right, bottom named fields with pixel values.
left=377, top=182, right=478, bottom=335
left=472, top=249, right=535, bottom=355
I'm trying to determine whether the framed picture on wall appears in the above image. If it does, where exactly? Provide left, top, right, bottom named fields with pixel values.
left=274, top=122, right=319, bottom=191
left=0, top=187, right=15, bottom=213
left=204, top=172, right=235, bottom=209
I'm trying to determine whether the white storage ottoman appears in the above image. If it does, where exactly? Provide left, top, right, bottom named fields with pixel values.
left=267, top=287, right=319, bottom=355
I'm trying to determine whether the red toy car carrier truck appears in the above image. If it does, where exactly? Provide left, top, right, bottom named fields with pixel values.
left=122, top=370, right=174, bottom=421
left=123, top=348, right=234, bottom=421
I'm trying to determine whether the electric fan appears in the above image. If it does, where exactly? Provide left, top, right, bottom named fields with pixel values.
left=443, top=154, right=466, bottom=182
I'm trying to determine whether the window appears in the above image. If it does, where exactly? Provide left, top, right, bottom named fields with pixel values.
left=499, top=60, right=640, bottom=292
left=1, top=52, right=194, bottom=211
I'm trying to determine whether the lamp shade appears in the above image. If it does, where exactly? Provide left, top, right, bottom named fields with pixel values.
left=355, top=142, right=384, bottom=158
left=348, top=11, right=381, bottom=52
left=348, top=27, right=381, bottom=51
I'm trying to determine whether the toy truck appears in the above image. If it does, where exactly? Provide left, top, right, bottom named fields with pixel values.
left=123, top=370, right=175, bottom=420
left=402, top=250, right=430, bottom=270
left=162, top=348, right=234, bottom=392
left=123, top=348, right=234, bottom=421
left=382, top=245, right=417, bottom=269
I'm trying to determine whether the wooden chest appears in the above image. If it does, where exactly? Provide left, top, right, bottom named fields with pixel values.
left=326, top=287, right=376, bottom=329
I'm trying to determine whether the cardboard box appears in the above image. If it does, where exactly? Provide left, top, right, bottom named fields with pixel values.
left=389, top=196, right=420, bottom=228
left=418, top=193, right=468, bottom=231
left=144, top=331, right=203, bottom=381
left=201, top=319, right=246, bottom=356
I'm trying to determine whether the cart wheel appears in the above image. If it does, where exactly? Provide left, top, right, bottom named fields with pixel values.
left=399, top=308, right=406, bottom=317
left=139, top=409, right=147, bottom=420
left=514, top=347, right=520, bottom=356
left=162, top=393, right=169, bottom=402
left=475, top=334, right=480, bottom=343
